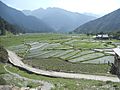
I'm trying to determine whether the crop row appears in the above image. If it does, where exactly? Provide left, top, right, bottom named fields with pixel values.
left=82, top=56, right=114, bottom=64
left=69, top=53, right=105, bottom=62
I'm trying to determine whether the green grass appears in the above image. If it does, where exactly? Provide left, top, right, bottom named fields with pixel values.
left=0, top=36, right=24, bottom=47
left=0, top=33, right=117, bottom=50
left=0, top=63, right=6, bottom=74
left=23, top=57, right=111, bottom=75
left=67, top=41, right=114, bottom=49
left=6, top=65, right=120, bottom=90
left=2, top=74, right=40, bottom=88
left=0, top=63, right=41, bottom=88
left=0, top=33, right=70, bottom=48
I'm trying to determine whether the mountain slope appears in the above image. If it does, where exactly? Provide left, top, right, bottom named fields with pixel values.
left=23, top=7, right=96, bottom=32
left=0, top=16, right=23, bottom=35
left=0, top=1, right=54, bottom=33
left=74, top=9, right=120, bottom=34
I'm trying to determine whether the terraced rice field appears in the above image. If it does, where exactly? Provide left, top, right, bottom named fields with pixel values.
left=25, top=42, right=109, bottom=63
left=69, top=53, right=105, bottom=62
left=7, top=34, right=116, bottom=75
left=27, top=50, right=50, bottom=58
left=60, top=50, right=80, bottom=59
left=10, top=40, right=115, bottom=65
left=68, top=50, right=95, bottom=59
left=8, top=44, right=28, bottom=53
left=82, top=56, right=114, bottom=64
left=66, top=41, right=114, bottom=49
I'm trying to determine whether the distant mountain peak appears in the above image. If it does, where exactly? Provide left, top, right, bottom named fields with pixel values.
left=23, top=7, right=97, bottom=32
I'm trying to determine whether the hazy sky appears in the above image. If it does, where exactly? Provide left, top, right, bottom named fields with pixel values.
left=1, top=0, right=120, bottom=15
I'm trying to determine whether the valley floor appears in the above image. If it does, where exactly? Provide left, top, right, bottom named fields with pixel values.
left=1, top=33, right=120, bottom=89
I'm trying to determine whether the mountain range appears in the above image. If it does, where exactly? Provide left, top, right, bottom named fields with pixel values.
left=74, top=9, right=120, bottom=34
left=1, top=1, right=120, bottom=34
left=0, top=1, right=54, bottom=33
left=23, top=8, right=96, bottom=32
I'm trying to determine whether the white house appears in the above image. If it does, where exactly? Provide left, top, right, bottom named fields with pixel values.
left=94, top=34, right=109, bottom=40
left=110, top=47, right=120, bottom=75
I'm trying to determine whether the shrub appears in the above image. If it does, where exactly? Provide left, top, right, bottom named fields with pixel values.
left=113, top=84, right=118, bottom=88
left=96, top=82, right=103, bottom=86
left=0, top=45, right=8, bottom=63
left=106, top=81, right=112, bottom=84
left=0, top=77, right=7, bottom=85
left=27, top=84, right=33, bottom=88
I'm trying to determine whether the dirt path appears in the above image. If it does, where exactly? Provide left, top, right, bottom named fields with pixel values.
left=7, top=50, right=120, bottom=82
left=4, top=64, right=54, bottom=90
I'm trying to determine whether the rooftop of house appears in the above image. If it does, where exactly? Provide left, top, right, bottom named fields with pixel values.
left=102, top=34, right=109, bottom=38
left=113, top=47, right=120, bottom=57
left=95, top=34, right=109, bottom=38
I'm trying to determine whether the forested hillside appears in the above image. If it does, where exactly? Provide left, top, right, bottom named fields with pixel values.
left=0, top=1, right=55, bottom=33
left=74, top=8, right=120, bottom=34
left=0, top=17, right=24, bottom=35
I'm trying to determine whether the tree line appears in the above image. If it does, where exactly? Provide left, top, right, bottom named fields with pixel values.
left=0, top=17, right=25, bottom=35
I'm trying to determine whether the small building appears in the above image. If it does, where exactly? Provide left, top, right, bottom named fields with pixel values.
left=94, top=34, right=109, bottom=40
left=110, top=47, right=120, bottom=76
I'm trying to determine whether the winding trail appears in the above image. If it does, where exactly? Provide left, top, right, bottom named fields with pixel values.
left=7, top=50, right=120, bottom=82
left=4, top=64, right=54, bottom=90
